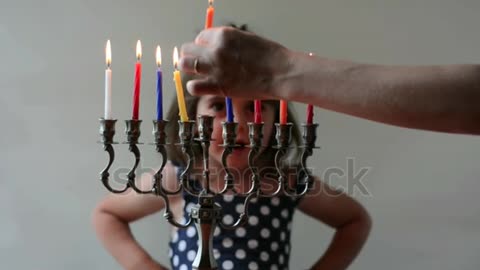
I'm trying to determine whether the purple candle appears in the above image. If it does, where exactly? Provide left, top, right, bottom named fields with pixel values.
left=226, top=97, right=234, bottom=122
left=156, top=46, right=163, bottom=120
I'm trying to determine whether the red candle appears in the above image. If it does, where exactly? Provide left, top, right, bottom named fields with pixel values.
left=132, top=40, right=142, bottom=120
left=205, top=0, right=214, bottom=29
left=280, top=100, right=287, bottom=124
left=254, top=100, right=262, bottom=123
left=307, top=104, right=314, bottom=124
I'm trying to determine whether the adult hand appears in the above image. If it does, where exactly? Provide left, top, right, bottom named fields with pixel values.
left=179, top=27, right=291, bottom=99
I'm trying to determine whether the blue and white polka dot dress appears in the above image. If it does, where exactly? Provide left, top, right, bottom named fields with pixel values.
left=169, top=186, right=300, bottom=270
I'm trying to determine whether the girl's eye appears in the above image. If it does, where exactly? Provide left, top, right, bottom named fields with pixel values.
left=211, top=102, right=225, bottom=112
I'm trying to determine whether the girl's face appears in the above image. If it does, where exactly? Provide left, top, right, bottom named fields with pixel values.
left=196, top=95, right=276, bottom=172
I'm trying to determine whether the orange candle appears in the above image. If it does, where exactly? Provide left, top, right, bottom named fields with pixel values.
left=280, top=100, right=287, bottom=124
left=205, top=0, right=214, bottom=29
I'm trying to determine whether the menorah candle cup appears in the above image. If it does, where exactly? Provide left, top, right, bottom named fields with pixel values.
left=152, top=120, right=168, bottom=145
left=221, top=121, right=238, bottom=146
left=275, top=123, right=293, bottom=148
left=99, top=118, right=117, bottom=144
left=248, top=122, right=264, bottom=148
left=125, top=119, right=142, bottom=144
left=178, top=120, right=196, bottom=146
left=197, top=115, right=215, bottom=142
left=301, top=123, right=319, bottom=148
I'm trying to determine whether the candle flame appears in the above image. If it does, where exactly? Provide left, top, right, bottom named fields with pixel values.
left=308, top=52, right=314, bottom=56
left=173, top=46, right=179, bottom=69
left=156, top=46, right=161, bottom=67
left=136, top=40, right=142, bottom=61
left=209, top=0, right=213, bottom=6
left=106, top=40, right=111, bottom=67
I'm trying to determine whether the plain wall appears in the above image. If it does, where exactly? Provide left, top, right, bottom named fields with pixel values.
left=2, top=0, right=480, bottom=269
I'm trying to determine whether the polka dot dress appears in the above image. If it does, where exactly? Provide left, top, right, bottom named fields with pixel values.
left=168, top=173, right=301, bottom=270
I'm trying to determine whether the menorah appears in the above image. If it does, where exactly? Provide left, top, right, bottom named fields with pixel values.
left=98, top=115, right=318, bottom=270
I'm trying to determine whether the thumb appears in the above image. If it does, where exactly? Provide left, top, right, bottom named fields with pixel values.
left=186, top=78, right=225, bottom=97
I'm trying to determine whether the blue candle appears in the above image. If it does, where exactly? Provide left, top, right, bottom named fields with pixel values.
left=156, top=46, right=163, bottom=120
left=226, top=97, right=234, bottom=122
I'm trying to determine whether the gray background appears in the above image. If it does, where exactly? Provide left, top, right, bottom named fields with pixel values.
left=2, top=0, right=480, bottom=269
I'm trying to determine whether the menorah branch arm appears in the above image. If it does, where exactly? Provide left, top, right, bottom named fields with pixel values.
left=299, top=123, right=319, bottom=194
left=155, top=144, right=168, bottom=181
left=153, top=144, right=183, bottom=195
left=100, top=143, right=129, bottom=193
left=152, top=144, right=183, bottom=195
left=164, top=210, right=194, bottom=229
left=99, top=118, right=129, bottom=193
left=243, top=147, right=261, bottom=195
left=127, top=142, right=153, bottom=194
left=297, top=148, right=314, bottom=195
left=219, top=121, right=239, bottom=194
left=219, top=192, right=257, bottom=230
left=177, top=120, right=201, bottom=196
left=218, top=147, right=237, bottom=194
left=123, top=119, right=153, bottom=194
left=179, top=147, right=202, bottom=196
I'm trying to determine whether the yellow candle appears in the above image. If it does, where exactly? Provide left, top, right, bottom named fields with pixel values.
left=173, top=47, right=188, bottom=121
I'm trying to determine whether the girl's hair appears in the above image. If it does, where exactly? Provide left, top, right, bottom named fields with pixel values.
left=165, top=23, right=301, bottom=173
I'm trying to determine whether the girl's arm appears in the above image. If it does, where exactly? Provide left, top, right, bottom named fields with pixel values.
left=92, top=163, right=180, bottom=270
left=297, top=176, right=372, bottom=270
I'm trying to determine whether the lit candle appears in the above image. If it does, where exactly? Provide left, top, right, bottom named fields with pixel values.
left=132, top=40, right=142, bottom=120
left=173, top=47, right=189, bottom=122
left=205, top=0, right=214, bottom=29
left=156, top=46, right=163, bottom=120
left=306, top=52, right=314, bottom=124
left=254, top=100, right=262, bottom=123
left=280, top=100, right=288, bottom=124
left=104, top=40, right=112, bottom=120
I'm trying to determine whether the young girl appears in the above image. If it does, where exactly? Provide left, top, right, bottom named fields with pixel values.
left=92, top=84, right=372, bottom=269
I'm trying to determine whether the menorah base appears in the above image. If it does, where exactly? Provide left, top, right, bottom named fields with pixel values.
left=191, top=193, right=221, bottom=270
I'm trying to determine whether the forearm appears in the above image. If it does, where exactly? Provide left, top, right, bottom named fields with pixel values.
left=93, top=211, right=166, bottom=270
left=280, top=52, right=480, bottom=134
left=311, top=215, right=371, bottom=270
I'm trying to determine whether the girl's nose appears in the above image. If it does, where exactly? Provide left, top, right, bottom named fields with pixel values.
left=233, top=108, right=251, bottom=141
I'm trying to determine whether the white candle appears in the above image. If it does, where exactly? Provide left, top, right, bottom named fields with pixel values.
left=104, top=40, right=112, bottom=119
